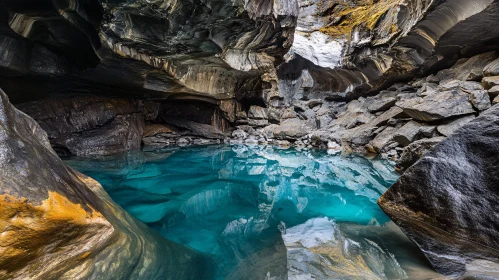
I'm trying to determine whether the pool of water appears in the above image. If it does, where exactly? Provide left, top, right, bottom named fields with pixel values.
left=66, top=145, right=440, bottom=279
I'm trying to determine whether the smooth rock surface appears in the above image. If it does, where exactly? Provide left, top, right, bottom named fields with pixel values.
left=0, top=89, right=211, bottom=279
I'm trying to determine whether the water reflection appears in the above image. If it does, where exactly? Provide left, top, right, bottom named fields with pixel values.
left=67, top=145, right=439, bottom=279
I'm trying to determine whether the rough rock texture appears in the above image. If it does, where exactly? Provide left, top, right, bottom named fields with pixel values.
left=0, top=0, right=297, bottom=104
left=278, top=0, right=499, bottom=101
left=17, top=96, right=150, bottom=156
left=395, top=137, right=445, bottom=172
left=0, top=89, right=211, bottom=279
left=379, top=104, right=499, bottom=277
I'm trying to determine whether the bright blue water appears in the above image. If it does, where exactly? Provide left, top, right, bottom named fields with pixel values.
left=67, top=145, right=404, bottom=278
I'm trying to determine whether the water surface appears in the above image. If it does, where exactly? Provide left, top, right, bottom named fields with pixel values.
left=67, top=145, right=440, bottom=279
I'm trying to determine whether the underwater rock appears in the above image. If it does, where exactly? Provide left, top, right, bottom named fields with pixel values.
left=282, top=217, right=408, bottom=280
left=0, top=88, right=211, bottom=279
left=379, top=104, right=499, bottom=277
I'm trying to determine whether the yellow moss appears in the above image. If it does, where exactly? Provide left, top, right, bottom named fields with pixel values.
left=309, top=245, right=382, bottom=279
left=319, top=0, right=403, bottom=38
left=0, top=191, right=111, bottom=275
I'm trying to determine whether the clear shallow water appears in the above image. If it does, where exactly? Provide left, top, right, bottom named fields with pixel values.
left=67, top=145, right=439, bottom=279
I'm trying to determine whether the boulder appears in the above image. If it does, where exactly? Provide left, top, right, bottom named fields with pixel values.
left=393, top=121, right=423, bottom=147
left=482, top=76, right=499, bottom=90
left=468, top=89, right=491, bottom=111
left=483, top=58, right=499, bottom=77
left=367, top=97, right=397, bottom=113
left=437, top=115, right=476, bottom=137
left=487, top=85, right=499, bottom=97
left=436, top=52, right=497, bottom=81
left=143, top=124, right=176, bottom=137
left=395, top=137, right=445, bottom=172
left=0, top=89, right=211, bottom=279
left=379, top=104, right=499, bottom=277
left=369, top=126, right=398, bottom=153
left=272, top=118, right=309, bottom=140
left=340, top=106, right=405, bottom=148
left=248, top=119, right=270, bottom=127
left=397, top=90, right=475, bottom=121
left=248, top=106, right=268, bottom=120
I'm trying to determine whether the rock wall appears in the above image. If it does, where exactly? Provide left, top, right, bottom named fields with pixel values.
left=231, top=51, right=499, bottom=171
left=378, top=104, right=499, bottom=277
left=0, top=89, right=212, bottom=278
left=0, top=0, right=297, bottom=104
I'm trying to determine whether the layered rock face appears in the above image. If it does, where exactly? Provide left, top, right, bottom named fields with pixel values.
left=378, top=104, right=499, bottom=277
left=0, top=0, right=297, bottom=103
left=0, top=89, right=212, bottom=278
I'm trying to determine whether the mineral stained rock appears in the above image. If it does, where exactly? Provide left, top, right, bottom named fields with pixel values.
left=379, top=104, right=499, bottom=276
left=0, top=88, right=211, bottom=279
left=0, top=0, right=297, bottom=104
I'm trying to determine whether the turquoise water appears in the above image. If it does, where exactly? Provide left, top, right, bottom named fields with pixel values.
left=67, top=145, right=435, bottom=279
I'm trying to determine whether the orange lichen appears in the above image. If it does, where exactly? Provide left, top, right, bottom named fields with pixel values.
left=309, top=245, right=382, bottom=279
left=0, top=191, right=112, bottom=277
left=319, top=0, right=404, bottom=38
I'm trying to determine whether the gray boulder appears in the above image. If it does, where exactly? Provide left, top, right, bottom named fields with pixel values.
left=397, top=90, right=475, bottom=121
left=393, top=121, right=423, bottom=147
left=368, top=126, right=398, bottom=153
left=437, top=115, right=476, bottom=137
left=436, top=52, right=497, bottom=81
left=395, top=137, right=445, bottom=172
left=272, top=118, right=309, bottom=140
left=379, top=104, right=499, bottom=277
left=248, top=106, right=268, bottom=120
left=367, top=97, right=397, bottom=113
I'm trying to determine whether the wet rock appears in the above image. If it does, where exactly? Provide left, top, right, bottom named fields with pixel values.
left=282, top=217, right=408, bottom=279
left=437, top=115, right=476, bottom=137
left=0, top=89, right=211, bottom=279
left=379, top=104, right=499, bottom=277
left=232, top=129, right=249, bottom=140
left=393, top=121, right=423, bottom=147
left=397, top=90, right=475, bottom=121
left=395, top=137, right=445, bottom=172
